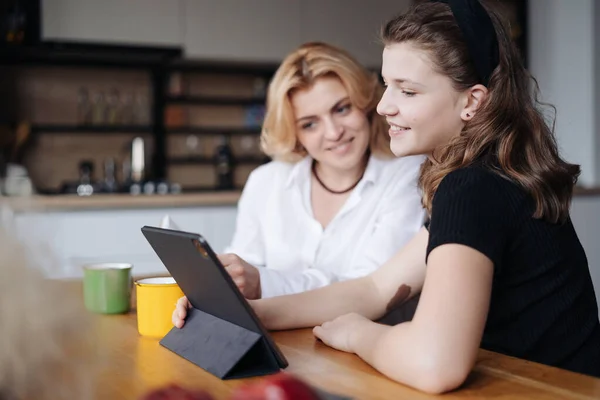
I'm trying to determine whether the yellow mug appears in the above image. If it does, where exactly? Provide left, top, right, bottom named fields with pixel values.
left=135, top=277, right=184, bottom=338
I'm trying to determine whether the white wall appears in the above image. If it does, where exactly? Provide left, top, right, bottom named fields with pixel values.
left=529, top=0, right=600, bottom=317
left=41, top=0, right=411, bottom=68
left=528, top=0, right=597, bottom=186
left=571, top=199, right=600, bottom=315
left=595, top=0, right=600, bottom=180
left=42, top=0, right=184, bottom=47
left=299, top=0, right=410, bottom=69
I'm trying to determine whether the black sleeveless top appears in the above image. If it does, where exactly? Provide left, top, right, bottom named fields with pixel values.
left=425, top=164, right=600, bottom=377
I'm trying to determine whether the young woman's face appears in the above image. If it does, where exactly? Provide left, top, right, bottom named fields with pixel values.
left=291, top=76, right=370, bottom=171
left=377, top=42, right=466, bottom=158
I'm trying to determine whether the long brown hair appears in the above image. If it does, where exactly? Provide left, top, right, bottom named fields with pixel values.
left=381, top=2, right=580, bottom=223
left=261, top=42, right=393, bottom=162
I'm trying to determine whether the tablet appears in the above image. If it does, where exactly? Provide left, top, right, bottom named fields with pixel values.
left=140, top=225, right=288, bottom=370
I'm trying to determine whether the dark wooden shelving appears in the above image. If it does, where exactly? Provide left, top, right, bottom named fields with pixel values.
left=167, top=58, right=277, bottom=77
left=1, top=41, right=181, bottom=68
left=166, top=95, right=265, bottom=106
left=167, top=126, right=261, bottom=135
left=3, top=41, right=275, bottom=186
left=31, top=124, right=152, bottom=134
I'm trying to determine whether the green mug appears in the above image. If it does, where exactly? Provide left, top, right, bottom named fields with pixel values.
left=83, top=263, right=133, bottom=314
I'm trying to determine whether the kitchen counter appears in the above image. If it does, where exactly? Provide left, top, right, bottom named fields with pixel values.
left=574, top=186, right=600, bottom=196
left=0, top=191, right=242, bottom=213
left=3, top=185, right=597, bottom=214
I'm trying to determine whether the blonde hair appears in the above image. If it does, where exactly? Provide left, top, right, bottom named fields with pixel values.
left=261, top=42, right=393, bottom=162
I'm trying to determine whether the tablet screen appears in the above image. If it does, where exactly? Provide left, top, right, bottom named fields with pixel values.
left=141, top=225, right=288, bottom=368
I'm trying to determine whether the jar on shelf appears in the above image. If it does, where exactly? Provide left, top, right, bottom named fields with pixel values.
left=76, top=87, right=92, bottom=125
left=105, top=88, right=121, bottom=125
left=91, top=91, right=107, bottom=125
left=133, top=92, right=150, bottom=125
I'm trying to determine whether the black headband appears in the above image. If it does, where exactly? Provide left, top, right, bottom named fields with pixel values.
left=431, top=0, right=499, bottom=86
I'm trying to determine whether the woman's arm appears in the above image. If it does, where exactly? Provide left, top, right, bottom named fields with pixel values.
left=218, top=168, right=268, bottom=299
left=254, top=227, right=429, bottom=330
left=324, top=244, right=493, bottom=394
left=326, top=171, right=505, bottom=393
left=223, top=169, right=267, bottom=268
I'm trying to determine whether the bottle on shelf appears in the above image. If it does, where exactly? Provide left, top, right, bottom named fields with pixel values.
left=165, top=73, right=187, bottom=128
left=120, top=92, right=134, bottom=125
left=185, top=134, right=201, bottom=157
left=105, top=88, right=120, bottom=125
left=77, top=87, right=92, bottom=125
left=101, top=157, right=119, bottom=193
left=76, top=160, right=95, bottom=196
left=91, top=91, right=107, bottom=125
left=133, top=92, right=150, bottom=125
left=118, top=137, right=145, bottom=195
left=76, top=87, right=92, bottom=125
left=129, top=136, right=145, bottom=195
left=213, top=135, right=234, bottom=190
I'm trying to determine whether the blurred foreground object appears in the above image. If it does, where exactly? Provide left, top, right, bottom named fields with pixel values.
left=230, top=373, right=322, bottom=400
left=139, top=384, right=214, bottom=400
left=0, top=221, right=96, bottom=399
left=139, top=374, right=326, bottom=400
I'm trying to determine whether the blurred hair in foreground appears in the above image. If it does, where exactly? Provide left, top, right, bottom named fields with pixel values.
left=0, top=210, right=96, bottom=400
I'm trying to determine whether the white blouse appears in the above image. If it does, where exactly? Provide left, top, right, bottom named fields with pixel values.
left=224, top=154, right=427, bottom=298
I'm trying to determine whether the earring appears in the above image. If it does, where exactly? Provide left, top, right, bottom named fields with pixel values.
left=466, top=112, right=471, bottom=118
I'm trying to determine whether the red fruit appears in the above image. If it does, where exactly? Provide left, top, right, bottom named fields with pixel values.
left=140, top=383, right=214, bottom=400
left=230, top=373, right=321, bottom=400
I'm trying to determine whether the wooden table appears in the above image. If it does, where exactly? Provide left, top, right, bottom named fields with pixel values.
left=86, top=306, right=600, bottom=400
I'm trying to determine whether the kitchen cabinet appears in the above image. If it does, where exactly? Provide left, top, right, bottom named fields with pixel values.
left=12, top=205, right=237, bottom=279
left=182, top=0, right=409, bottom=65
left=41, top=0, right=410, bottom=66
left=183, top=0, right=302, bottom=63
left=300, top=0, right=411, bottom=68
left=42, top=0, right=183, bottom=47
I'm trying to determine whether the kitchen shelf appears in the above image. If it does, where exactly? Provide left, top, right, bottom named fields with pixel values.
left=168, top=155, right=268, bottom=165
left=166, top=95, right=265, bottom=106
left=167, top=126, right=262, bottom=135
left=167, top=58, right=277, bottom=77
left=4, top=43, right=279, bottom=189
left=1, top=41, right=181, bottom=69
left=31, top=124, right=152, bottom=134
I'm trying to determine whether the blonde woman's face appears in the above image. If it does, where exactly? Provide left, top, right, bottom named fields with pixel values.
left=377, top=42, right=466, bottom=158
left=291, top=76, right=370, bottom=171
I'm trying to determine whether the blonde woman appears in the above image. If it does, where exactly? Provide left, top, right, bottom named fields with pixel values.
left=217, top=42, right=425, bottom=299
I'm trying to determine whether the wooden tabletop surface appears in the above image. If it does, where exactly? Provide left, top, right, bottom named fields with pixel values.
left=84, top=304, right=600, bottom=400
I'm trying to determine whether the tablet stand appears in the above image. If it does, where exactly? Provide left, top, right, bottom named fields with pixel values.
left=160, top=307, right=281, bottom=379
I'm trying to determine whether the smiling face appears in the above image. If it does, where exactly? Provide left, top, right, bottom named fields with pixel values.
left=377, top=42, right=467, bottom=158
left=291, top=76, right=370, bottom=172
